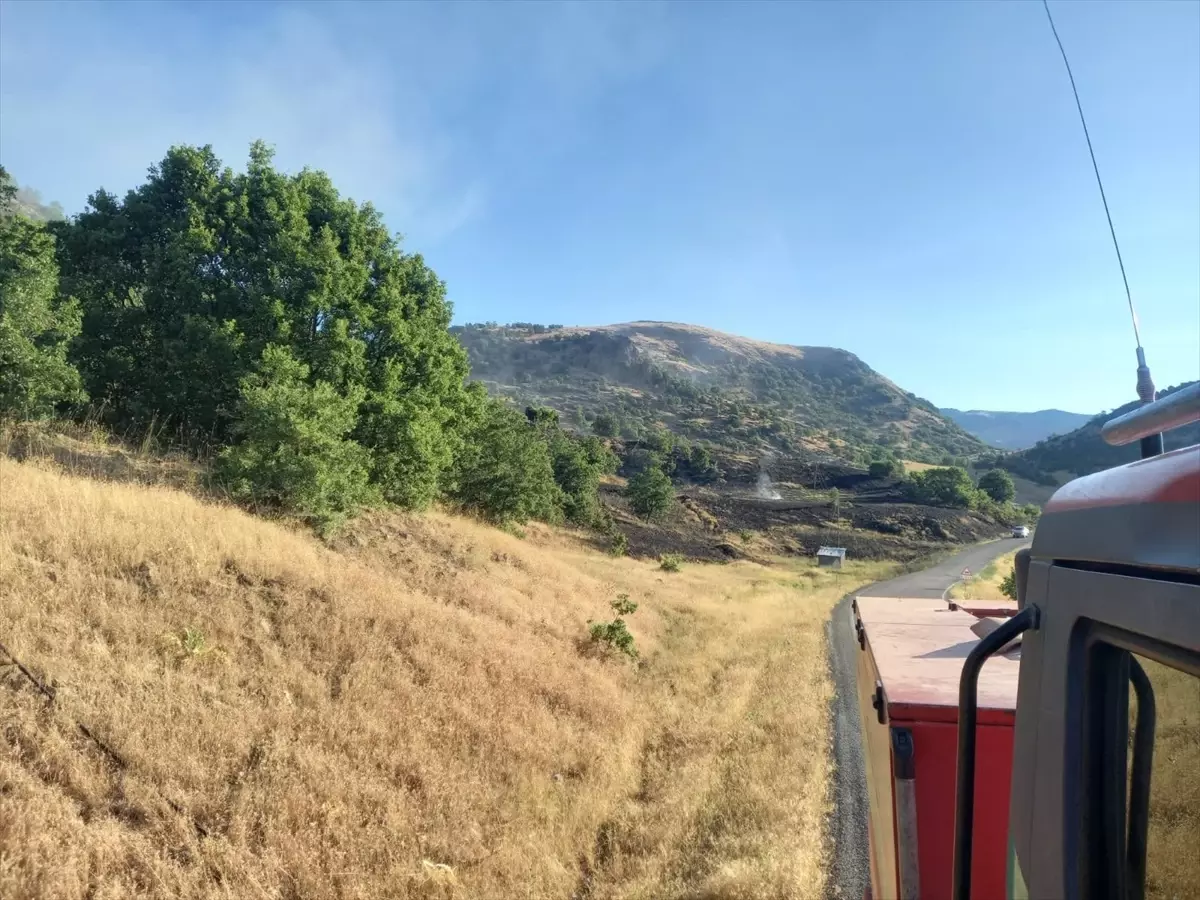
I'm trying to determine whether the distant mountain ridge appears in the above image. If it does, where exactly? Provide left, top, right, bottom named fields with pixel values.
left=940, top=407, right=1093, bottom=450
left=989, top=381, right=1199, bottom=483
left=454, top=321, right=989, bottom=465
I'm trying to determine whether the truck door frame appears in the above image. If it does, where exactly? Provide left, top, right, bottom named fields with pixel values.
left=1008, top=560, right=1200, bottom=900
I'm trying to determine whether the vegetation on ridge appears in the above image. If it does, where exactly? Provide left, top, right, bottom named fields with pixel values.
left=453, top=321, right=990, bottom=466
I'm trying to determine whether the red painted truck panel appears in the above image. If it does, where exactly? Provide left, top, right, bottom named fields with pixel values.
left=854, top=596, right=1018, bottom=900
left=904, top=720, right=1014, bottom=900
left=1043, top=443, right=1200, bottom=511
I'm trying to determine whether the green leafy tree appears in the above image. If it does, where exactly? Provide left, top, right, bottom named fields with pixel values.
left=544, top=430, right=617, bottom=526
left=626, top=464, right=675, bottom=519
left=55, top=143, right=470, bottom=506
left=451, top=400, right=563, bottom=524
left=685, top=443, right=719, bottom=481
left=525, top=404, right=616, bottom=527
left=0, top=170, right=84, bottom=419
left=215, top=345, right=376, bottom=532
left=868, top=458, right=905, bottom=479
left=645, top=427, right=674, bottom=455
left=591, top=413, right=618, bottom=438
left=977, top=468, right=1016, bottom=503
left=907, top=466, right=977, bottom=508
left=525, top=405, right=559, bottom=427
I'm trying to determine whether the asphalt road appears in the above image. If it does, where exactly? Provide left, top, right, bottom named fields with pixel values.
left=824, top=539, right=1029, bottom=900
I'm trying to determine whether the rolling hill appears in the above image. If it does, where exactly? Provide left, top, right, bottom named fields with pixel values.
left=990, top=381, right=1199, bottom=482
left=940, top=408, right=1092, bottom=450
left=1, top=434, right=894, bottom=900
left=454, top=321, right=989, bottom=466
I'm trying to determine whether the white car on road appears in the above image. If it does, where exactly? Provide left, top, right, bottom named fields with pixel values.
left=1012, top=525, right=1031, bottom=539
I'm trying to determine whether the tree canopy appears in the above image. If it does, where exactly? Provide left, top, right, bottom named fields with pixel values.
left=215, top=344, right=377, bottom=532
left=1, top=145, right=622, bottom=533
left=977, top=468, right=1016, bottom=503
left=0, top=167, right=84, bottom=420
left=906, top=466, right=976, bottom=509
left=48, top=142, right=479, bottom=509
left=626, top=461, right=675, bottom=519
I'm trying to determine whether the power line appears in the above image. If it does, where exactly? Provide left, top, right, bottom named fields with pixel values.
left=1042, top=0, right=1142, bottom=350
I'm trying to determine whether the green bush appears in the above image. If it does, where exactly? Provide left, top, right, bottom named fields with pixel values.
left=627, top=464, right=675, bottom=519
left=356, top=393, right=459, bottom=509
left=544, top=430, right=617, bottom=527
left=659, top=553, right=683, bottom=572
left=868, top=458, right=905, bottom=479
left=588, top=593, right=639, bottom=659
left=451, top=399, right=563, bottom=525
left=215, top=345, right=377, bottom=533
left=591, top=414, right=619, bottom=438
left=645, top=427, right=674, bottom=455
left=906, top=466, right=977, bottom=508
left=684, top=443, right=720, bottom=481
left=525, top=405, right=559, bottom=427
left=608, top=532, right=629, bottom=557
left=1000, top=567, right=1018, bottom=601
left=978, top=468, right=1016, bottom=503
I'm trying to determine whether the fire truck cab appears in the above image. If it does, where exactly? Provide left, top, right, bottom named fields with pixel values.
left=1003, top=409, right=1199, bottom=899
left=854, top=384, right=1200, bottom=900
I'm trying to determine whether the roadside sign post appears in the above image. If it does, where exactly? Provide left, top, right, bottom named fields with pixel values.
left=961, top=568, right=972, bottom=580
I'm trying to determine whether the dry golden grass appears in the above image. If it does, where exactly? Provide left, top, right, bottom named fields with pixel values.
left=900, top=460, right=938, bottom=474
left=1136, top=658, right=1200, bottom=900
left=0, top=453, right=894, bottom=899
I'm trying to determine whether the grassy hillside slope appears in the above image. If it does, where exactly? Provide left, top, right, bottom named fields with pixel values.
left=455, top=321, right=987, bottom=465
left=0, top=452, right=892, bottom=899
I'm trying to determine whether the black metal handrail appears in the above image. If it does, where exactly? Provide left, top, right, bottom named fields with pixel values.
left=952, top=605, right=1040, bottom=900
left=1125, top=658, right=1156, bottom=900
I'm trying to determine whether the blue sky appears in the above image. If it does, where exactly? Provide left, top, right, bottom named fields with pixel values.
left=2, top=0, right=1197, bottom=414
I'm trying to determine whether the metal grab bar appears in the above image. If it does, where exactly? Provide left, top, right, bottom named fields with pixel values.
left=952, top=605, right=1040, bottom=900
left=1101, top=382, right=1200, bottom=447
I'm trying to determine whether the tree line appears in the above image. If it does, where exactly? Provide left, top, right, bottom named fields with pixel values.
left=0, top=147, right=618, bottom=533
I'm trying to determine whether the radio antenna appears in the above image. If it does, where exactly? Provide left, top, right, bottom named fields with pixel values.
left=1042, top=0, right=1162, bottom=455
